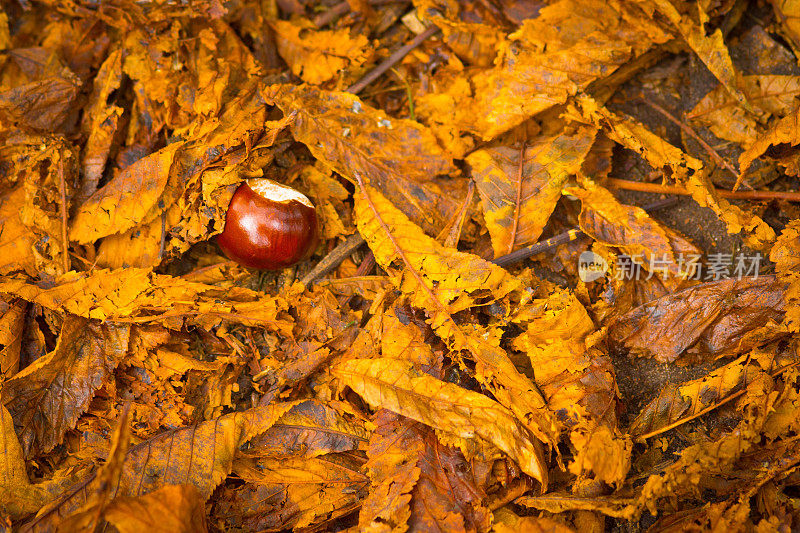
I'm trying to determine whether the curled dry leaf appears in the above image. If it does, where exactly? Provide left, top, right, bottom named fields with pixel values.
left=608, top=276, right=786, bottom=363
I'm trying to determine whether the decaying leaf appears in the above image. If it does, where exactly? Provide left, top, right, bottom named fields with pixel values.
left=608, top=276, right=786, bottom=362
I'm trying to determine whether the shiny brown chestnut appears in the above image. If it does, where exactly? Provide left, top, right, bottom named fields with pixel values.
left=217, top=178, right=318, bottom=270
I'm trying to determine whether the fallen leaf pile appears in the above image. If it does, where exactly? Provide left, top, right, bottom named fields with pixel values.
left=3, top=0, right=800, bottom=531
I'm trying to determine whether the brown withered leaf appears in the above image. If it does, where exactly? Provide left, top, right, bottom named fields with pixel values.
left=510, top=288, right=617, bottom=426
left=120, top=18, right=259, bottom=139
left=685, top=170, right=776, bottom=251
left=771, top=220, right=800, bottom=332
left=409, top=424, right=492, bottom=533
left=334, top=357, right=548, bottom=486
left=51, top=404, right=133, bottom=531
left=0, top=296, right=25, bottom=376
left=687, top=75, right=800, bottom=146
left=354, top=182, right=560, bottom=454
left=629, top=355, right=759, bottom=437
left=608, top=276, right=786, bottom=363
left=360, top=410, right=492, bottom=533
left=246, top=399, right=369, bottom=458
left=69, top=142, right=184, bottom=244
left=265, top=84, right=463, bottom=234
left=0, top=68, right=80, bottom=131
left=740, top=104, right=800, bottom=177
left=359, top=410, right=422, bottom=532
left=568, top=422, right=632, bottom=487
left=25, top=402, right=298, bottom=528
left=509, top=286, right=629, bottom=484
left=770, top=0, right=800, bottom=56
left=570, top=95, right=704, bottom=181
left=570, top=96, right=776, bottom=250
left=440, top=0, right=670, bottom=139
left=103, top=485, right=208, bottom=533
left=571, top=180, right=700, bottom=281
left=467, top=127, right=596, bottom=257
left=515, top=492, right=636, bottom=520
left=0, top=186, right=38, bottom=277
left=649, top=0, right=752, bottom=114
left=3, top=317, right=130, bottom=457
left=78, top=47, right=123, bottom=205
left=416, top=0, right=505, bottom=67
left=635, top=374, right=775, bottom=515
left=221, top=452, right=367, bottom=531
left=493, top=507, right=576, bottom=533
left=0, top=403, right=48, bottom=518
left=0, top=268, right=292, bottom=331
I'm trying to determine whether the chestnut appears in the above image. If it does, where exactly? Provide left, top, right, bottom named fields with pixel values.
left=217, top=178, right=318, bottom=270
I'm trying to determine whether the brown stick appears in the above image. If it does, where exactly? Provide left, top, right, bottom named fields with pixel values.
left=605, top=177, right=800, bottom=202
left=58, top=158, right=69, bottom=273
left=301, top=233, right=366, bottom=287
left=347, top=25, right=440, bottom=94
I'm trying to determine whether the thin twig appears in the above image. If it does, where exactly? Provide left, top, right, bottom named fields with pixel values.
left=312, top=1, right=350, bottom=27
left=639, top=98, right=745, bottom=188
left=491, top=197, right=680, bottom=268
left=301, top=233, right=366, bottom=287
left=347, top=25, right=440, bottom=94
left=638, top=360, right=800, bottom=440
left=605, top=177, right=800, bottom=201
left=58, top=157, right=69, bottom=273
left=509, top=141, right=526, bottom=255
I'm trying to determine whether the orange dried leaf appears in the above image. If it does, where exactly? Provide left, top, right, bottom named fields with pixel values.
left=687, top=75, right=800, bottom=146
left=3, top=317, right=130, bottom=457
left=69, top=142, right=183, bottom=244
left=334, top=357, right=548, bottom=486
left=0, top=186, right=37, bottom=276
left=570, top=180, right=700, bottom=280
left=227, top=453, right=367, bottom=530
left=354, top=182, right=560, bottom=451
left=608, top=276, right=786, bottom=363
left=25, top=402, right=298, bottom=527
left=650, top=0, right=752, bottom=114
left=271, top=19, right=371, bottom=85
left=104, top=485, right=208, bottom=533
left=467, top=127, right=596, bottom=257
left=0, top=403, right=48, bottom=518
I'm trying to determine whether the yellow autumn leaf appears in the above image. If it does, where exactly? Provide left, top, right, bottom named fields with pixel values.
left=333, top=357, right=548, bottom=486
left=271, top=19, right=371, bottom=85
